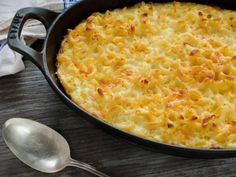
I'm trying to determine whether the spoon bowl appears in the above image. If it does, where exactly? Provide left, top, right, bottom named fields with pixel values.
left=2, top=118, right=109, bottom=177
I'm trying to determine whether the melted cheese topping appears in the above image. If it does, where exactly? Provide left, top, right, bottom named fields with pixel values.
left=57, top=2, right=236, bottom=148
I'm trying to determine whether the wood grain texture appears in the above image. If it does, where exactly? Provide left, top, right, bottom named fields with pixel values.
left=1, top=60, right=236, bottom=177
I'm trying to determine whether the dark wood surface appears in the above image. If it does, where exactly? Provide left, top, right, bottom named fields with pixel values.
left=1, top=60, right=236, bottom=177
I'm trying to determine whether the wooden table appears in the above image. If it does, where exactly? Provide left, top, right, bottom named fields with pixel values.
left=1, top=52, right=236, bottom=177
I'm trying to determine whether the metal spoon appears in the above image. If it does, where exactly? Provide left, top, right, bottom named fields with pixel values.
left=2, top=118, right=110, bottom=177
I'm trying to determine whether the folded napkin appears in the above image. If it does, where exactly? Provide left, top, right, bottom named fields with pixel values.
left=0, top=0, right=77, bottom=77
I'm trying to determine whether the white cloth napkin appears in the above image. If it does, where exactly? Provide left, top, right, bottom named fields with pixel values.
left=0, top=0, right=77, bottom=77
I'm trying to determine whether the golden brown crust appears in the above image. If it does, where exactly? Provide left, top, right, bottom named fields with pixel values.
left=57, top=2, right=236, bottom=148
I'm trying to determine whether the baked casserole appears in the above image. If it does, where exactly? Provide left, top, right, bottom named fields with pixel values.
left=56, top=2, right=236, bottom=148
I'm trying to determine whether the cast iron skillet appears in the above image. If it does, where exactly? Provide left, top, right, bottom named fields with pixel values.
left=7, top=0, right=236, bottom=158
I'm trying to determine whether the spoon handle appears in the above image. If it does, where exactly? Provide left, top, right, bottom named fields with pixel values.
left=68, top=159, right=110, bottom=177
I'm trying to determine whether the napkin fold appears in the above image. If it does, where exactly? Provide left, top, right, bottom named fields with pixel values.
left=0, top=0, right=77, bottom=77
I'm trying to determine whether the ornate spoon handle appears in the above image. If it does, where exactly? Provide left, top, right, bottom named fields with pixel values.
left=68, top=158, right=110, bottom=177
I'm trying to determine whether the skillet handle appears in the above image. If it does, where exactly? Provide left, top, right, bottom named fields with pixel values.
left=7, top=7, right=59, bottom=72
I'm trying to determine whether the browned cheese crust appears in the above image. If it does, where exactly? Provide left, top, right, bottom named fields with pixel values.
left=57, top=2, right=236, bottom=148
